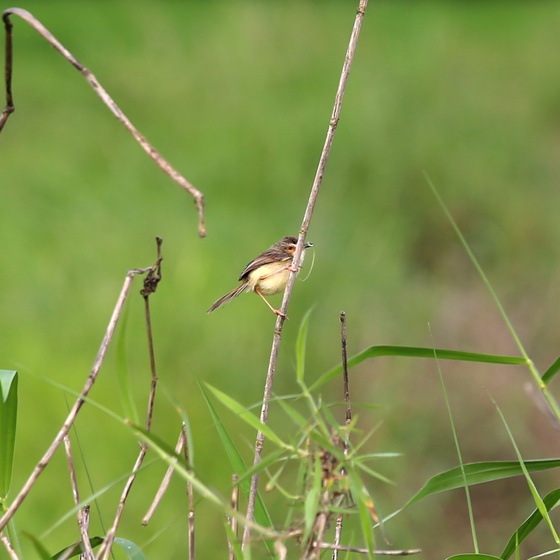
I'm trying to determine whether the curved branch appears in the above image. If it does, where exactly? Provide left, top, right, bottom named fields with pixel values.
left=1, top=8, right=206, bottom=237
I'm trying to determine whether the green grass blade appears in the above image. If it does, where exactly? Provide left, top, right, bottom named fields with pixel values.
left=542, top=355, right=560, bottom=385
left=347, top=471, right=376, bottom=559
left=296, top=308, right=313, bottom=385
left=492, top=399, right=560, bottom=544
left=402, top=459, right=560, bottom=511
left=23, top=533, right=51, bottom=559
left=114, top=304, right=139, bottom=424
left=500, top=488, right=560, bottom=559
left=199, top=382, right=274, bottom=529
left=51, top=536, right=104, bottom=559
left=205, top=384, right=288, bottom=449
left=0, top=370, right=18, bottom=499
left=310, top=346, right=527, bottom=391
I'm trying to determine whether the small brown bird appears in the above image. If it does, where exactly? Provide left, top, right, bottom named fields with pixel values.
left=208, top=236, right=313, bottom=316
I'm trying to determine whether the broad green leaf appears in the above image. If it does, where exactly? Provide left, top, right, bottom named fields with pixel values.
left=205, top=384, right=287, bottom=449
left=0, top=370, right=18, bottom=498
left=501, top=488, right=560, bottom=559
left=542, top=355, right=560, bottom=385
left=404, top=460, right=560, bottom=510
left=311, top=346, right=527, bottom=392
left=114, top=537, right=145, bottom=560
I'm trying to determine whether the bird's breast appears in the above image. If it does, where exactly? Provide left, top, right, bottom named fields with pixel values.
left=247, top=261, right=291, bottom=295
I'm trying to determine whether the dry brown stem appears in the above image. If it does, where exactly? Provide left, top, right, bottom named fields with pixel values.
left=242, top=0, right=369, bottom=549
left=0, top=240, right=164, bottom=536
left=1, top=9, right=206, bottom=237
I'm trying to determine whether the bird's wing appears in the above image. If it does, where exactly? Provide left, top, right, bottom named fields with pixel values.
left=238, top=252, right=290, bottom=281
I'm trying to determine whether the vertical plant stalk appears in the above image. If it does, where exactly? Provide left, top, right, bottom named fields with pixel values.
left=64, top=435, right=95, bottom=560
left=0, top=246, right=164, bottom=534
left=0, top=533, right=18, bottom=560
left=1, top=9, right=206, bottom=237
left=228, top=474, right=239, bottom=560
left=98, top=241, right=163, bottom=560
left=242, top=0, right=369, bottom=548
left=332, top=311, right=352, bottom=560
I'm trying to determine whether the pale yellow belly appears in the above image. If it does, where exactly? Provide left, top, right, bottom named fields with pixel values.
left=247, top=261, right=290, bottom=295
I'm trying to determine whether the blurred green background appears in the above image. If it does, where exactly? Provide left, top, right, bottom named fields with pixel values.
left=2, top=1, right=560, bottom=558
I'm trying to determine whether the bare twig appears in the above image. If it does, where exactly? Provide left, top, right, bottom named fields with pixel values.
left=317, top=542, right=421, bottom=556
left=184, top=425, right=195, bottom=560
left=0, top=532, right=19, bottom=560
left=97, top=239, right=163, bottom=560
left=142, top=429, right=185, bottom=526
left=1, top=9, right=206, bottom=237
left=0, top=260, right=157, bottom=533
left=332, top=311, right=352, bottom=560
left=228, top=474, right=239, bottom=560
left=242, top=0, right=369, bottom=548
left=63, top=436, right=95, bottom=560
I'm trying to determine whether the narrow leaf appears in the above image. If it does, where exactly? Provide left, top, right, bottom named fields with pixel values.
left=311, top=346, right=526, bottom=391
left=115, top=306, right=139, bottom=424
left=198, top=382, right=274, bottom=532
left=52, top=536, right=104, bottom=559
left=205, top=384, right=287, bottom=449
left=404, top=460, right=560, bottom=510
left=296, top=309, right=313, bottom=384
left=0, top=370, right=18, bottom=498
left=542, top=355, right=560, bottom=385
left=500, top=488, right=560, bottom=559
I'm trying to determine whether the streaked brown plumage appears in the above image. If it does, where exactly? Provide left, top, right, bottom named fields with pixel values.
left=207, top=236, right=313, bottom=316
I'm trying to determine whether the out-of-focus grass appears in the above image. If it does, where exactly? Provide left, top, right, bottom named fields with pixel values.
left=1, top=2, right=560, bottom=558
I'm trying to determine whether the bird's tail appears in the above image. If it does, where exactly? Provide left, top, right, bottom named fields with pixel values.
left=207, top=284, right=248, bottom=313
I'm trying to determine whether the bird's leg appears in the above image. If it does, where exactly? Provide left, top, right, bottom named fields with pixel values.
left=255, top=289, right=287, bottom=319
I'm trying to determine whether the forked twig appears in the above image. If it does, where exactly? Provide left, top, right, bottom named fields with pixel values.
left=0, top=241, right=164, bottom=535
left=97, top=239, right=164, bottom=560
left=1, top=9, right=206, bottom=237
left=242, top=0, right=369, bottom=548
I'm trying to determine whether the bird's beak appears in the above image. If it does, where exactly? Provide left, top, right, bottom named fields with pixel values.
left=304, top=242, right=313, bottom=249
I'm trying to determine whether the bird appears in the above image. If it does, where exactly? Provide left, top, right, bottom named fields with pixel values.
left=207, top=236, right=313, bottom=317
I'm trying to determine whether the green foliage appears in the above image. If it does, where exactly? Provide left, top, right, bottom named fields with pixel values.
left=0, top=370, right=18, bottom=502
left=2, top=2, right=560, bottom=559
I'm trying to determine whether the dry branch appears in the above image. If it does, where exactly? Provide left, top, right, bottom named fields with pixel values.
left=242, top=0, right=369, bottom=549
left=1, top=8, right=206, bottom=237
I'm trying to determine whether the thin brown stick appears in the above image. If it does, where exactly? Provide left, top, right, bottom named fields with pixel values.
left=0, top=265, right=153, bottom=533
left=142, top=428, right=185, bottom=526
left=0, top=532, right=19, bottom=560
left=183, top=425, right=195, bottom=560
left=97, top=240, right=163, bottom=560
left=1, top=9, right=206, bottom=237
left=78, top=506, right=94, bottom=560
left=332, top=311, right=352, bottom=560
left=317, top=542, right=421, bottom=556
left=242, top=0, right=369, bottom=548
left=228, top=474, right=239, bottom=560
left=63, top=436, right=95, bottom=560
